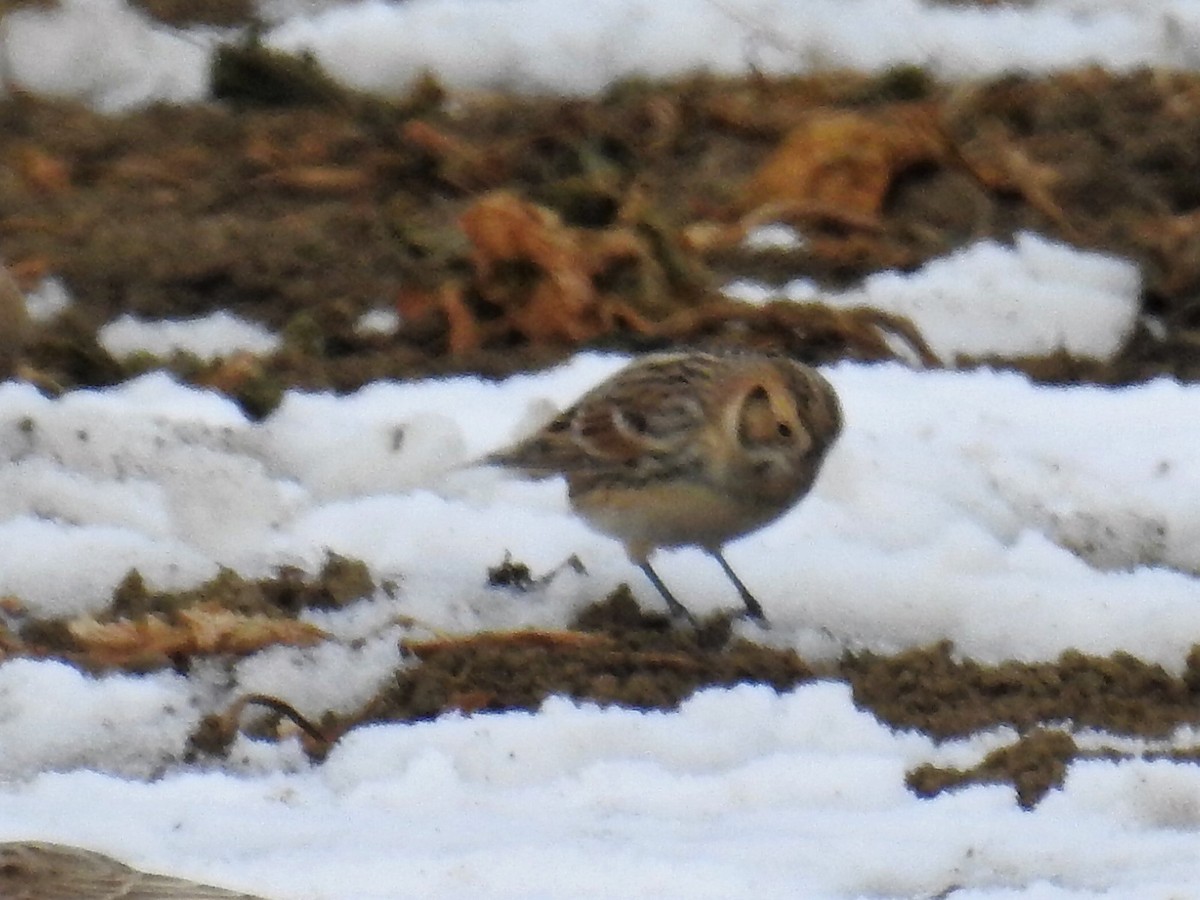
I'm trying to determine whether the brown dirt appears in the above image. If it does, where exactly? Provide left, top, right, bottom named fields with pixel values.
left=8, top=63, right=1200, bottom=411
left=5, top=36, right=1200, bottom=807
left=12, top=564, right=1200, bottom=807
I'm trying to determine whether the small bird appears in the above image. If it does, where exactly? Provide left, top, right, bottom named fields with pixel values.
left=0, top=841, right=265, bottom=899
left=486, top=351, right=842, bottom=624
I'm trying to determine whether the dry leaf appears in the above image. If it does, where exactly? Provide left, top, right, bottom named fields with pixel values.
left=740, top=105, right=946, bottom=225
left=436, top=282, right=483, bottom=354
left=6, top=256, right=51, bottom=286
left=395, top=281, right=483, bottom=354
left=401, top=120, right=497, bottom=188
left=404, top=629, right=615, bottom=656
left=13, top=146, right=72, bottom=194
left=952, top=120, right=1074, bottom=237
left=457, top=191, right=660, bottom=345
left=394, top=284, right=439, bottom=321
left=460, top=191, right=586, bottom=286
left=254, top=165, right=374, bottom=194
left=459, top=192, right=594, bottom=342
left=68, top=604, right=327, bottom=667
left=680, top=220, right=751, bottom=254
left=194, top=351, right=266, bottom=394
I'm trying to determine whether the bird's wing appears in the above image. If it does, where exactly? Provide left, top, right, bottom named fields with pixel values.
left=486, top=354, right=714, bottom=479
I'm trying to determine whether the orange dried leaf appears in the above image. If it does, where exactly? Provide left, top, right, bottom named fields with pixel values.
left=6, top=257, right=51, bottom=287
left=394, top=283, right=483, bottom=354
left=680, top=221, right=749, bottom=254
left=957, top=132, right=1073, bottom=237
left=395, top=285, right=439, bottom=321
left=740, top=106, right=946, bottom=223
left=401, top=120, right=499, bottom=188
left=404, top=629, right=615, bottom=656
left=402, top=119, right=467, bottom=158
left=458, top=191, right=599, bottom=343
left=194, top=351, right=265, bottom=394
left=255, top=166, right=374, bottom=194
left=436, top=283, right=483, bottom=355
left=597, top=297, right=657, bottom=335
left=242, top=132, right=284, bottom=169
left=459, top=191, right=582, bottom=281
left=14, top=146, right=72, bottom=195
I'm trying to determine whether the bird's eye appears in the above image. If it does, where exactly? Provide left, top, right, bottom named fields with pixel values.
left=777, top=422, right=792, bottom=438
left=623, top=409, right=648, bottom=433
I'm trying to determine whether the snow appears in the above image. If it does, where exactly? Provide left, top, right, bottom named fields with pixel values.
left=0, top=0, right=211, bottom=112
left=6, top=686, right=1200, bottom=897
left=24, top=276, right=73, bottom=322
left=3, top=341, right=1200, bottom=894
left=3, top=1, right=1200, bottom=897
left=726, top=232, right=1142, bottom=363
left=354, top=308, right=401, bottom=336
left=741, top=224, right=807, bottom=252
left=100, top=311, right=282, bottom=361
left=4, top=0, right=1200, bottom=110
left=0, top=659, right=195, bottom=779
left=263, top=0, right=1200, bottom=97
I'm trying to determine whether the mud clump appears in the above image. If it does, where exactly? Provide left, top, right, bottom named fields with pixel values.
left=369, top=588, right=816, bottom=722
left=907, top=728, right=1079, bottom=808
left=841, top=641, right=1200, bottom=740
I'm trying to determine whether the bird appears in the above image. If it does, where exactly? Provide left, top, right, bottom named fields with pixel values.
left=485, top=350, right=842, bottom=624
left=0, top=841, right=266, bottom=899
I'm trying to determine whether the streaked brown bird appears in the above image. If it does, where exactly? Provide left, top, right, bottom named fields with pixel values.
left=0, top=841, right=265, bottom=900
left=486, top=351, right=843, bottom=624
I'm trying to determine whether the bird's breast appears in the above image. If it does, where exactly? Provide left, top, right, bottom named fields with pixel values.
left=569, top=478, right=791, bottom=559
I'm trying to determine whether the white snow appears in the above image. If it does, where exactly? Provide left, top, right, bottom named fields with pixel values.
left=0, top=659, right=196, bottom=779
left=2, top=2, right=1200, bottom=897
left=264, top=0, right=1200, bottom=97
left=726, top=232, right=1142, bottom=363
left=0, top=0, right=211, bottom=112
left=3, top=345, right=1200, bottom=895
left=23, top=276, right=73, bottom=322
left=741, top=224, right=807, bottom=252
left=3, top=0, right=1200, bottom=109
left=355, top=308, right=401, bottom=336
left=13, top=353, right=1195, bottom=663
left=100, top=311, right=282, bottom=361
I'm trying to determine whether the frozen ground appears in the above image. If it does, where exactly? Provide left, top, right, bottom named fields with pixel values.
left=3, top=1, right=1200, bottom=897
left=4, top=230, right=1200, bottom=896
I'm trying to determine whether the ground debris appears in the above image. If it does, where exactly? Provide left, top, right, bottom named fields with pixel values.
left=66, top=605, right=327, bottom=671
left=8, top=554, right=373, bottom=671
left=8, top=69, right=1200, bottom=397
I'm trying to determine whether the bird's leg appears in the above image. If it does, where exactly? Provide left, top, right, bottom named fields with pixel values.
left=710, top=550, right=769, bottom=625
left=637, top=560, right=698, bottom=625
